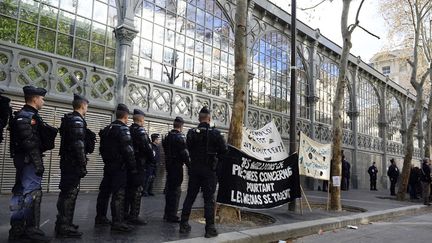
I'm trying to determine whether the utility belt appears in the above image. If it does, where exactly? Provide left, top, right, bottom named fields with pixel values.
left=191, top=153, right=218, bottom=171
left=103, top=159, right=126, bottom=172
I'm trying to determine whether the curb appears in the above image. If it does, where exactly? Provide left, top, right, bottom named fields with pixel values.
left=166, top=205, right=432, bottom=243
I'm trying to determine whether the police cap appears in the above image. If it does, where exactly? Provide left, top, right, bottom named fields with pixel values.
left=151, top=133, right=160, bottom=141
left=23, top=85, right=47, bottom=97
left=116, top=103, right=129, bottom=113
left=199, top=106, right=210, bottom=114
left=73, top=93, right=89, bottom=104
left=174, top=116, right=184, bottom=124
left=133, top=109, right=145, bottom=116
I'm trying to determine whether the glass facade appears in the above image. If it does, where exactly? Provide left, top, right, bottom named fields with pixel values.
left=357, top=77, right=380, bottom=137
left=250, top=31, right=308, bottom=117
left=386, top=94, right=402, bottom=142
left=0, top=0, right=117, bottom=68
left=131, top=0, right=234, bottom=98
left=315, top=57, right=351, bottom=128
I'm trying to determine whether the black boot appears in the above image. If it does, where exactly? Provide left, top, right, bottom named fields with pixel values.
left=179, top=221, right=191, bottom=234
left=205, top=224, right=218, bottom=238
left=68, top=188, right=81, bottom=230
left=164, top=186, right=181, bottom=222
left=111, top=189, right=134, bottom=232
left=29, top=190, right=46, bottom=237
left=95, top=189, right=110, bottom=226
left=128, top=187, right=147, bottom=225
left=21, top=227, right=51, bottom=243
left=94, top=216, right=111, bottom=226
left=9, top=220, right=25, bottom=241
left=56, top=189, right=82, bottom=238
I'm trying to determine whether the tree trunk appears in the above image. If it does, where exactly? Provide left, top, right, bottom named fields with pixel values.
left=330, top=0, right=354, bottom=211
left=424, top=67, right=432, bottom=158
left=397, top=10, right=422, bottom=200
left=218, top=0, right=248, bottom=222
left=398, top=85, right=424, bottom=200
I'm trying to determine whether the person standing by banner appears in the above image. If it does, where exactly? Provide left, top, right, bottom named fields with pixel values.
left=341, top=155, right=351, bottom=191
left=420, top=158, right=431, bottom=206
left=387, top=158, right=399, bottom=196
left=179, top=106, right=227, bottom=238
left=368, top=162, right=378, bottom=191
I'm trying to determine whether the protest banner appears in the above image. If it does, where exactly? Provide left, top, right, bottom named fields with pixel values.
left=217, top=146, right=300, bottom=209
left=242, top=121, right=288, bottom=162
left=298, top=132, right=331, bottom=180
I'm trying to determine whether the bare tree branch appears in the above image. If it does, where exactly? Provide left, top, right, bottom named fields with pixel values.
left=407, top=0, right=417, bottom=29
left=419, top=0, right=432, bottom=19
left=420, top=21, right=432, bottom=61
left=420, top=68, right=430, bottom=87
left=358, top=25, right=380, bottom=39
left=407, top=59, right=415, bottom=67
left=299, top=0, right=328, bottom=11
left=347, top=0, right=365, bottom=34
left=174, top=71, right=185, bottom=81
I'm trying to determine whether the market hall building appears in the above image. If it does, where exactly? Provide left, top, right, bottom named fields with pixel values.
left=0, top=0, right=424, bottom=193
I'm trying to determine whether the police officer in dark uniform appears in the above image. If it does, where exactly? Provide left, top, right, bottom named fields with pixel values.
left=143, top=133, right=161, bottom=196
left=0, top=88, right=12, bottom=144
left=387, top=158, right=399, bottom=196
left=126, top=108, right=153, bottom=225
left=163, top=116, right=190, bottom=223
left=9, top=85, right=57, bottom=242
left=368, top=162, right=378, bottom=191
left=95, top=104, right=138, bottom=232
left=179, top=106, right=227, bottom=238
left=55, top=94, right=96, bottom=238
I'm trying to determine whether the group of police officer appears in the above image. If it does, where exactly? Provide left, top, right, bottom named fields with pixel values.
left=0, top=85, right=228, bottom=242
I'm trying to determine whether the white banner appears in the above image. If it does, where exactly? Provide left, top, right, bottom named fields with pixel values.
left=241, top=121, right=288, bottom=162
left=298, top=132, right=331, bottom=180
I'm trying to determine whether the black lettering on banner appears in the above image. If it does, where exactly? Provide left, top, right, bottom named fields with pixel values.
left=217, top=146, right=301, bottom=209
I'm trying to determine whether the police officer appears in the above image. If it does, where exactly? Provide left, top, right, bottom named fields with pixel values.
left=9, top=85, right=57, bottom=242
left=387, top=158, right=399, bottom=196
left=341, top=155, right=351, bottom=191
left=179, top=106, right=227, bottom=238
left=368, top=162, right=378, bottom=191
left=95, top=104, right=138, bottom=232
left=143, top=133, right=161, bottom=196
left=55, top=94, right=96, bottom=238
left=420, top=158, right=431, bottom=206
left=126, top=109, right=153, bottom=225
left=0, top=88, right=12, bottom=144
left=163, top=116, right=190, bottom=223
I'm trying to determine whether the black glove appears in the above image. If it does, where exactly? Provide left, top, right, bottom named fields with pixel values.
left=29, top=150, right=44, bottom=176
left=35, top=164, right=44, bottom=177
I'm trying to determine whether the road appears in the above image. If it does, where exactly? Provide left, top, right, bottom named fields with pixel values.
left=294, top=212, right=432, bottom=243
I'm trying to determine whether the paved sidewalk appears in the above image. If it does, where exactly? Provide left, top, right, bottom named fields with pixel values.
left=0, top=189, right=428, bottom=242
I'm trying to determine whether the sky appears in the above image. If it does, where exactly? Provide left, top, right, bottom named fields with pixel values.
left=269, top=0, right=388, bottom=62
